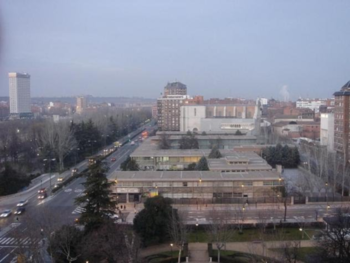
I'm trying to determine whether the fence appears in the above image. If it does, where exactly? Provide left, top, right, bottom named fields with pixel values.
left=308, top=196, right=350, bottom=203
left=170, top=196, right=292, bottom=205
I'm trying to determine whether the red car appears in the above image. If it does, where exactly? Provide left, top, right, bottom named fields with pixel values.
left=111, top=158, right=116, bottom=162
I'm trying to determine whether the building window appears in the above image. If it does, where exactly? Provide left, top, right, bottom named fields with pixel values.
left=183, top=182, right=188, bottom=187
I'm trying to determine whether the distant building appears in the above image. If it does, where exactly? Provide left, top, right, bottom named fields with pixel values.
left=157, top=95, right=191, bottom=131
left=9, top=73, right=31, bottom=114
left=320, top=112, right=334, bottom=152
left=296, top=98, right=328, bottom=113
left=180, top=103, right=260, bottom=135
left=334, top=81, right=350, bottom=163
left=163, top=82, right=187, bottom=96
left=157, top=82, right=202, bottom=131
left=76, top=96, right=87, bottom=114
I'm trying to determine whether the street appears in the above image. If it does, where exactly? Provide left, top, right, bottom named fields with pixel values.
left=0, top=125, right=146, bottom=262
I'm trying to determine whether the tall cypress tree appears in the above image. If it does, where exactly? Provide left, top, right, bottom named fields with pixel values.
left=75, top=160, right=116, bottom=231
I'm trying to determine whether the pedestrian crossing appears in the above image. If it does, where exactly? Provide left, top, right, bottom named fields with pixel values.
left=0, top=237, right=40, bottom=246
left=72, top=206, right=86, bottom=214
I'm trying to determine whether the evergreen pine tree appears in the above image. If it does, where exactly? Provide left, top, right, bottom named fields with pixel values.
left=75, top=161, right=116, bottom=231
left=196, top=156, right=210, bottom=171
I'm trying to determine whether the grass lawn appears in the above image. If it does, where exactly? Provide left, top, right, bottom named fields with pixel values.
left=188, top=228, right=318, bottom=243
left=210, top=250, right=267, bottom=263
left=146, top=251, right=181, bottom=263
left=270, top=247, right=322, bottom=262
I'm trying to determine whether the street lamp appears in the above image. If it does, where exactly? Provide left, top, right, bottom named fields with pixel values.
left=195, top=223, right=199, bottom=242
left=299, top=228, right=304, bottom=239
left=170, top=243, right=173, bottom=254
left=43, top=158, right=56, bottom=192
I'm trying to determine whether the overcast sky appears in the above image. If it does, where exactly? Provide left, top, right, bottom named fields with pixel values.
left=0, top=0, right=349, bottom=100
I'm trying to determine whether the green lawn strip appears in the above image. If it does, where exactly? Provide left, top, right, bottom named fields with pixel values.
left=145, top=251, right=183, bottom=263
left=188, top=228, right=317, bottom=243
left=210, top=249, right=268, bottom=263
left=270, top=247, right=322, bottom=262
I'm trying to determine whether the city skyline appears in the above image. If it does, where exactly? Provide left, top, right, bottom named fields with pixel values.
left=0, top=0, right=349, bottom=99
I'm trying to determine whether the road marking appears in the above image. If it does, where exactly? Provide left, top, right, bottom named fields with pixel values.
left=72, top=206, right=86, bottom=214
left=64, top=189, right=72, bottom=192
left=74, top=189, right=83, bottom=193
left=0, top=247, right=16, bottom=262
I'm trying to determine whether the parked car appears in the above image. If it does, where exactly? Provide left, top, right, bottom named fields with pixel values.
left=17, top=200, right=28, bottom=207
left=71, top=168, right=79, bottom=174
left=14, top=207, right=25, bottom=215
left=111, top=157, right=116, bottom=162
left=0, top=210, right=12, bottom=218
left=54, top=183, right=61, bottom=188
left=57, top=177, right=64, bottom=182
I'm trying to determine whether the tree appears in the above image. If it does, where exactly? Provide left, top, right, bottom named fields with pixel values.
left=196, top=156, right=209, bottom=171
left=81, top=222, right=140, bottom=263
left=159, top=132, right=171, bottom=149
left=208, top=145, right=222, bottom=159
left=179, top=134, right=199, bottom=149
left=317, top=207, right=350, bottom=262
left=169, top=209, right=187, bottom=263
left=0, top=164, right=30, bottom=196
left=234, top=129, right=243, bottom=135
left=49, top=225, right=83, bottom=263
left=75, top=160, right=116, bottom=231
left=133, top=196, right=173, bottom=246
left=185, top=162, right=197, bottom=171
left=121, top=156, right=139, bottom=171
left=207, top=209, right=236, bottom=263
left=55, top=121, right=77, bottom=171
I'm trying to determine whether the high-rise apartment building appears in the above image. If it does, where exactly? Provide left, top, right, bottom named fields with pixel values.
left=157, top=95, right=191, bottom=131
left=157, top=82, right=191, bottom=131
left=76, top=96, right=87, bottom=114
left=334, top=81, right=350, bottom=163
left=9, top=73, right=31, bottom=114
left=163, top=82, right=187, bottom=97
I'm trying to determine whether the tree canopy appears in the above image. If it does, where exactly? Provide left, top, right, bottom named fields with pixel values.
left=196, top=156, right=210, bottom=171
left=0, top=164, right=30, bottom=196
left=179, top=133, right=199, bottom=149
left=133, top=196, right=175, bottom=246
left=75, top=160, right=116, bottom=231
left=120, top=155, right=140, bottom=171
left=208, top=145, right=222, bottom=159
left=262, top=144, right=299, bottom=168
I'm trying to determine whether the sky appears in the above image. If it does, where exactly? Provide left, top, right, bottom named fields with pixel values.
left=0, top=0, right=349, bottom=100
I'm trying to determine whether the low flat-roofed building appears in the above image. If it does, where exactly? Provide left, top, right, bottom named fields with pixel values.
left=208, top=152, right=272, bottom=173
left=153, top=132, right=257, bottom=149
left=109, top=170, right=283, bottom=203
left=131, top=139, right=271, bottom=171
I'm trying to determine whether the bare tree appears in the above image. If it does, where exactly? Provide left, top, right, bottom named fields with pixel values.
left=207, top=209, right=236, bottom=263
left=55, top=121, right=77, bottom=171
left=158, top=132, right=171, bottom=149
left=41, top=120, right=76, bottom=171
left=168, top=209, right=187, bottom=263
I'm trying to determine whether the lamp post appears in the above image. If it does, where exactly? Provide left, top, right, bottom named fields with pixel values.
left=195, top=223, right=199, bottom=242
left=170, top=243, right=173, bottom=254
left=299, top=228, right=304, bottom=239
left=43, top=157, right=56, bottom=192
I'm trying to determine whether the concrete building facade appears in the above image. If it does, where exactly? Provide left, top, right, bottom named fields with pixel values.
left=180, top=103, right=260, bottom=135
left=9, top=73, right=31, bottom=114
left=76, top=96, right=87, bottom=114
left=334, top=81, right=350, bottom=163
left=320, top=112, right=335, bottom=152
left=109, top=170, right=284, bottom=203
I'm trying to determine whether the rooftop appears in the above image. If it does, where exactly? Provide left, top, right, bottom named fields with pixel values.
left=132, top=138, right=257, bottom=158
left=109, top=170, right=282, bottom=181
